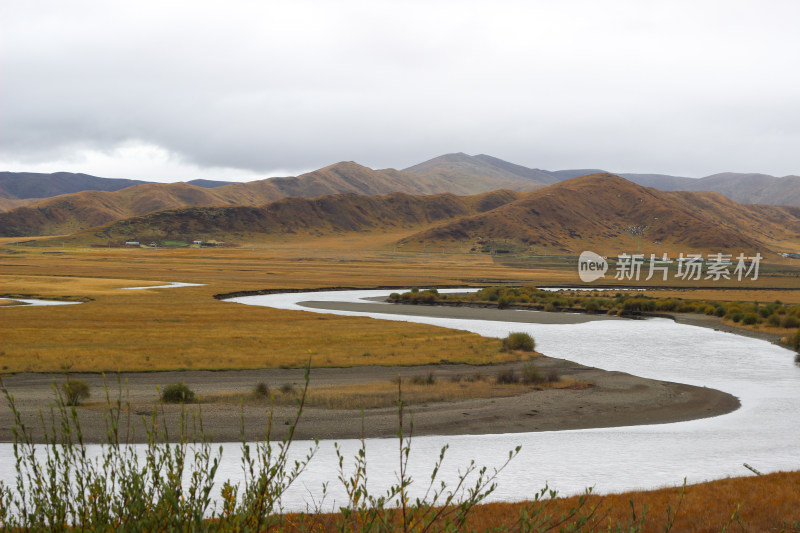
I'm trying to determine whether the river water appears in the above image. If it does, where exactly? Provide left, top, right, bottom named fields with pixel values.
left=2, top=288, right=797, bottom=511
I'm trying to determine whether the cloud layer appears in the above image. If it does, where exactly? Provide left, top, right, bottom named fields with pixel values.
left=2, top=1, right=799, bottom=182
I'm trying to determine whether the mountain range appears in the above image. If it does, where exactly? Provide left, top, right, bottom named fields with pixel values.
left=1, top=154, right=798, bottom=256
left=17, top=173, right=798, bottom=259
left=0, top=160, right=543, bottom=237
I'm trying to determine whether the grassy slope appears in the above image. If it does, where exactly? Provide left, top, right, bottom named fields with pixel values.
left=401, top=173, right=800, bottom=256
left=65, top=189, right=520, bottom=246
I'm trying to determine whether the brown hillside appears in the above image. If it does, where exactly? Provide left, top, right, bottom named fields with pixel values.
left=0, top=196, right=40, bottom=212
left=0, top=161, right=531, bottom=237
left=66, top=189, right=521, bottom=244
left=0, top=182, right=275, bottom=237
left=399, top=174, right=800, bottom=255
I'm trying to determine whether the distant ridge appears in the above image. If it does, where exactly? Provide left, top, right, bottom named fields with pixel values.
left=0, top=171, right=151, bottom=199
left=186, top=179, right=236, bottom=188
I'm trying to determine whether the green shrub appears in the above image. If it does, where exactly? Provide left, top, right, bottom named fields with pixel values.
left=161, top=382, right=196, bottom=403
left=61, top=379, right=90, bottom=406
left=497, top=296, right=510, bottom=309
left=730, top=312, right=743, bottom=323
left=742, top=313, right=758, bottom=325
left=521, top=363, right=544, bottom=385
left=502, top=332, right=535, bottom=352
left=781, top=316, right=800, bottom=329
left=279, top=383, right=295, bottom=394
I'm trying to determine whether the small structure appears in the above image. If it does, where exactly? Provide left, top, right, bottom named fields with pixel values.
left=124, top=241, right=140, bottom=246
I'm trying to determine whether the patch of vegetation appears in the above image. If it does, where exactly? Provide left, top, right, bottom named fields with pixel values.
left=521, top=363, right=544, bottom=385
left=496, top=368, right=519, bottom=384
left=253, top=381, right=270, bottom=398
left=409, top=372, right=436, bottom=385
left=388, top=287, right=440, bottom=304
left=61, top=379, right=90, bottom=406
left=161, top=382, right=196, bottom=403
left=502, top=332, right=535, bottom=352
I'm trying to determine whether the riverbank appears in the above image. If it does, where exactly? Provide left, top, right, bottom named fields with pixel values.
left=334, top=297, right=787, bottom=346
left=0, top=357, right=738, bottom=444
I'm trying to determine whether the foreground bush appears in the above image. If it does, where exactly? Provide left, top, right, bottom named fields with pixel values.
left=161, top=381, right=196, bottom=403
left=502, top=332, right=535, bottom=352
left=0, top=372, right=533, bottom=532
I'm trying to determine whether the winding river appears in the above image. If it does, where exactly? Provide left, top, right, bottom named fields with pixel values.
left=221, top=289, right=799, bottom=508
left=2, top=288, right=798, bottom=512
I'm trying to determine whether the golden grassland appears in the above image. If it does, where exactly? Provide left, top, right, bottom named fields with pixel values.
left=200, top=372, right=588, bottom=410
left=0, top=237, right=538, bottom=373
left=1, top=233, right=799, bottom=373
left=282, top=471, right=800, bottom=532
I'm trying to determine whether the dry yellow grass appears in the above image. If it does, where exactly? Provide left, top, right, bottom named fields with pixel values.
left=201, top=374, right=588, bottom=410
left=2, top=237, right=798, bottom=373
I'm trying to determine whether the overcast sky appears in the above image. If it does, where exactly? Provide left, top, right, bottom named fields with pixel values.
left=2, top=1, right=799, bottom=183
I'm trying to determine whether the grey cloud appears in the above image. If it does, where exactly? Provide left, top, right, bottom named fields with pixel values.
left=2, top=0, right=800, bottom=178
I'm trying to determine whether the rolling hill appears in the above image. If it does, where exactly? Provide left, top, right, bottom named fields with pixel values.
left=399, top=174, right=800, bottom=255
left=0, top=161, right=537, bottom=237
left=66, top=189, right=521, bottom=245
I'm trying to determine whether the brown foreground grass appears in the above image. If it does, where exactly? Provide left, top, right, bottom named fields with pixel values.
left=201, top=372, right=588, bottom=410
left=283, top=471, right=800, bottom=532
left=467, top=471, right=800, bottom=532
